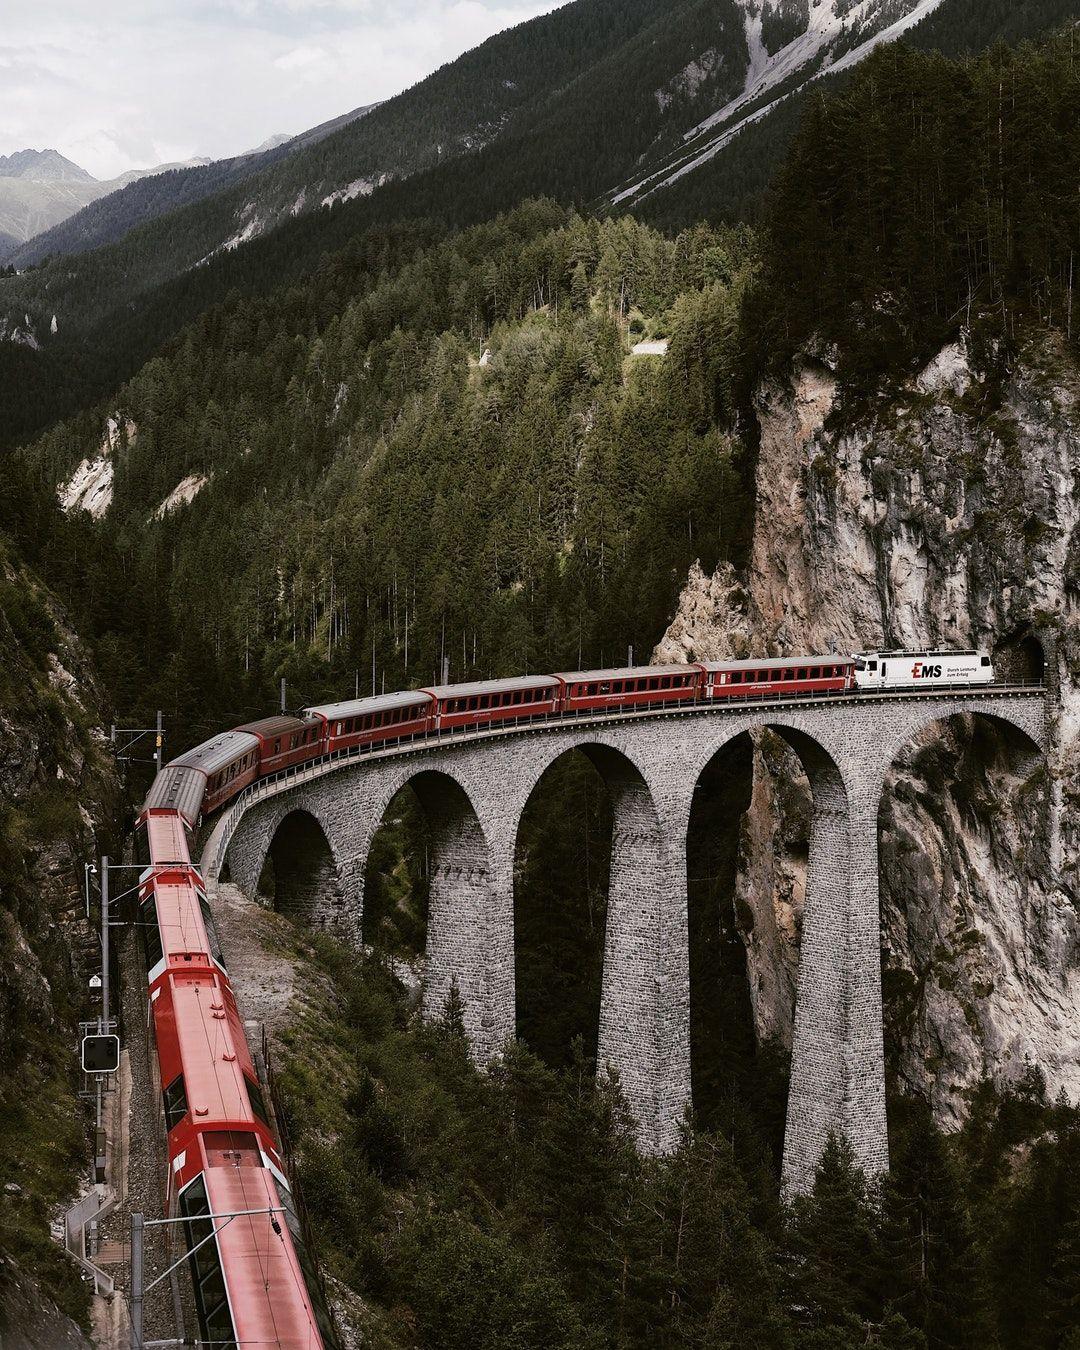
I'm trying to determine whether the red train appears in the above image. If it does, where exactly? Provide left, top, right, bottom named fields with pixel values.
left=138, top=648, right=993, bottom=1344
left=138, top=811, right=337, bottom=1345
left=144, top=659, right=866, bottom=829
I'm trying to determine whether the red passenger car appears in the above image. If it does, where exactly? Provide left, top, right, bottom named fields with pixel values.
left=235, top=714, right=326, bottom=775
left=166, top=729, right=261, bottom=816
left=703, top=657, right=854, bottom=699
left=306, top=692, right=434, bottom=754
left=424, top=676, right=562, bottom=730
left=557, top=664, right=704, bottom=714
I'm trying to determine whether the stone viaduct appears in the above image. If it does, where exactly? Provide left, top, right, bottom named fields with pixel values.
left=202, top=688, right=1047, bottom=1195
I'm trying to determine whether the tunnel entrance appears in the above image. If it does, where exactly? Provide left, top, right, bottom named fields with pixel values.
left=259, top=810, right=342, bottom=927
left=992, top=630, right=1045, bottom=685
left=514, top=751, right=613, bottom=1071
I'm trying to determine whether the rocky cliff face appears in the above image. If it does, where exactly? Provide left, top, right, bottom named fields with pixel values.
left=658, top=333, right=1080, bottom=1123
left=0, top=550, right=123, bottom=1341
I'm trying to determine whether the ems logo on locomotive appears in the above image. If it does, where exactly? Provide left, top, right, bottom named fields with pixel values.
left=911, top=662, right=944, bottom=679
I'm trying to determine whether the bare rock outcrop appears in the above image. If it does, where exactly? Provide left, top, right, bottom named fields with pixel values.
left=659, top=333, right=1080, bottom=1121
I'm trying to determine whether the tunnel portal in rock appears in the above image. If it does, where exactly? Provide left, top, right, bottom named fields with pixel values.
left=993, top=629, right=1046, bottom=685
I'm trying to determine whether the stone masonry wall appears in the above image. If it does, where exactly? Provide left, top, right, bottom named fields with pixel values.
left=217, top=692, right=1046, bottom=1185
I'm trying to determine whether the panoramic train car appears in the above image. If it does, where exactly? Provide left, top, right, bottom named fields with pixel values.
left=143, top=765, right=209, bottom=833
left=423, top=675, right=562, bottom=730
left=305, top=691, right=434, bottom=754
left=703, top=657, right=855, bottom=699
left=854, top=650, right=994, bottom=689
left=558, top=664, right=704, bottom=714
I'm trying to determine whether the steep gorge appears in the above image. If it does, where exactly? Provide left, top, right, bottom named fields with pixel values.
left=0, top=548, right=123, bottom=1341
left=658, top=334, right=1080, bottom=1121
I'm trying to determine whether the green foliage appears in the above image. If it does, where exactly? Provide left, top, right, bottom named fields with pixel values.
left=748, top=32, right=1080, bottom=389
left=281, top=932, right=1080, bottom=1350
left=22, top=205, right=755, bottom=759
left=279, top=935, right=792, bottom=1348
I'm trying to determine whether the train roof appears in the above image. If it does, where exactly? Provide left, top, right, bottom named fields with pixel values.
left=700, top=656, right=854, bottom=671
left=424, top=675, right=560, bottom=699
left=143, top=808, right=192, bottom=864
left=557, top=664, right=700, bottom=682
left=162, top=969, right=255, bottom=1121
left=306, top=690, right=434, bottom=720
left=146, top=876, right=213, bottom=964
left=860, top=649, right=983, bottom=658
left=202, top=1165, right=323, bottom=1348
left=170, top=729, right=260, bottom=775
left=234, top=715, right=319, bottom=738
left=143, top=765, right=208, bottom=829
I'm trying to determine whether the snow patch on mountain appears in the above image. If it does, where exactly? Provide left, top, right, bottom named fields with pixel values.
left=612, top=0, right=948, bottom=207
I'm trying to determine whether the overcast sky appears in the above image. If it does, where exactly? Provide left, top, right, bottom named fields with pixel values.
left=0, top=0, right=564, bottom=180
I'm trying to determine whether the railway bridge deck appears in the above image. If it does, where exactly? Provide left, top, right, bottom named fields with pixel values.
left=202, top=683, right=1049, bottom=1194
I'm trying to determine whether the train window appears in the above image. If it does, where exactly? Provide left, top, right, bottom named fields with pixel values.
left=178, top=1177, right=238, bottom=1348
left=139, top=896, right=163, bottom=971
left=981, top=656, right=991, bottom=667
left=245, top=1074, right=271, bottom=1130
left=273, top=739, right=281, bottom=755
left=199, top=897, right=226, bottom=970
left=163, top=1074, right=188, bottom=1131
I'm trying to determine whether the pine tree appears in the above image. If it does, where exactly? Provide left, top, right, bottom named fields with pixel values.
left=788, top=1135, right=885, bottom=1333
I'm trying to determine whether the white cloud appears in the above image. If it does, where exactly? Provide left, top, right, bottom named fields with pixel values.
left=0, top=0, right=563, bottom=179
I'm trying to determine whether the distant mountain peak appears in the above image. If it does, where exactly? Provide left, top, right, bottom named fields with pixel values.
left=0, top=148, right=96, bottom=184
left=241, top=134, right=294, bottom=156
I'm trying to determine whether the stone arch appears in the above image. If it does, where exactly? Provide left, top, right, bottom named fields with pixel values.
left=512, top=738, right=686, bottom=1155
left=685, top=717, right=883, bottom=1195
left=875, top=704, right=1050, bottom=1124
left=223, top=792, right=360, bottom=938
left=384, top=769, right=495, bottom=1043
left=260, top=809, right=343, bottom=927
left=682, top=731, right=771, bottom=1133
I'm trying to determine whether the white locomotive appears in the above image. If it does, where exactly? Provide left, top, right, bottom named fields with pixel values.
left=853, top=649, right=994, bottom=690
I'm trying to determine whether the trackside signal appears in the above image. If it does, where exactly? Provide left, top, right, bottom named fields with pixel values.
left=82, top=1033, right=120, bottom=1075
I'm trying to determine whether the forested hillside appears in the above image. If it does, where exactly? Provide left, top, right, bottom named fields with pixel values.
left=0, top=449, right=122, bottom=1339
left=5, top=105, right=379, bottom=271
left=635, top=0, right=1080, bottom=226
left=3, top=0, right=1074, bottom=460
left=4, top=26, right=1080, bottom=1343
left=19, top=26, right=1080, bottom=750
left=26, top=205, right=755, bottom=751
